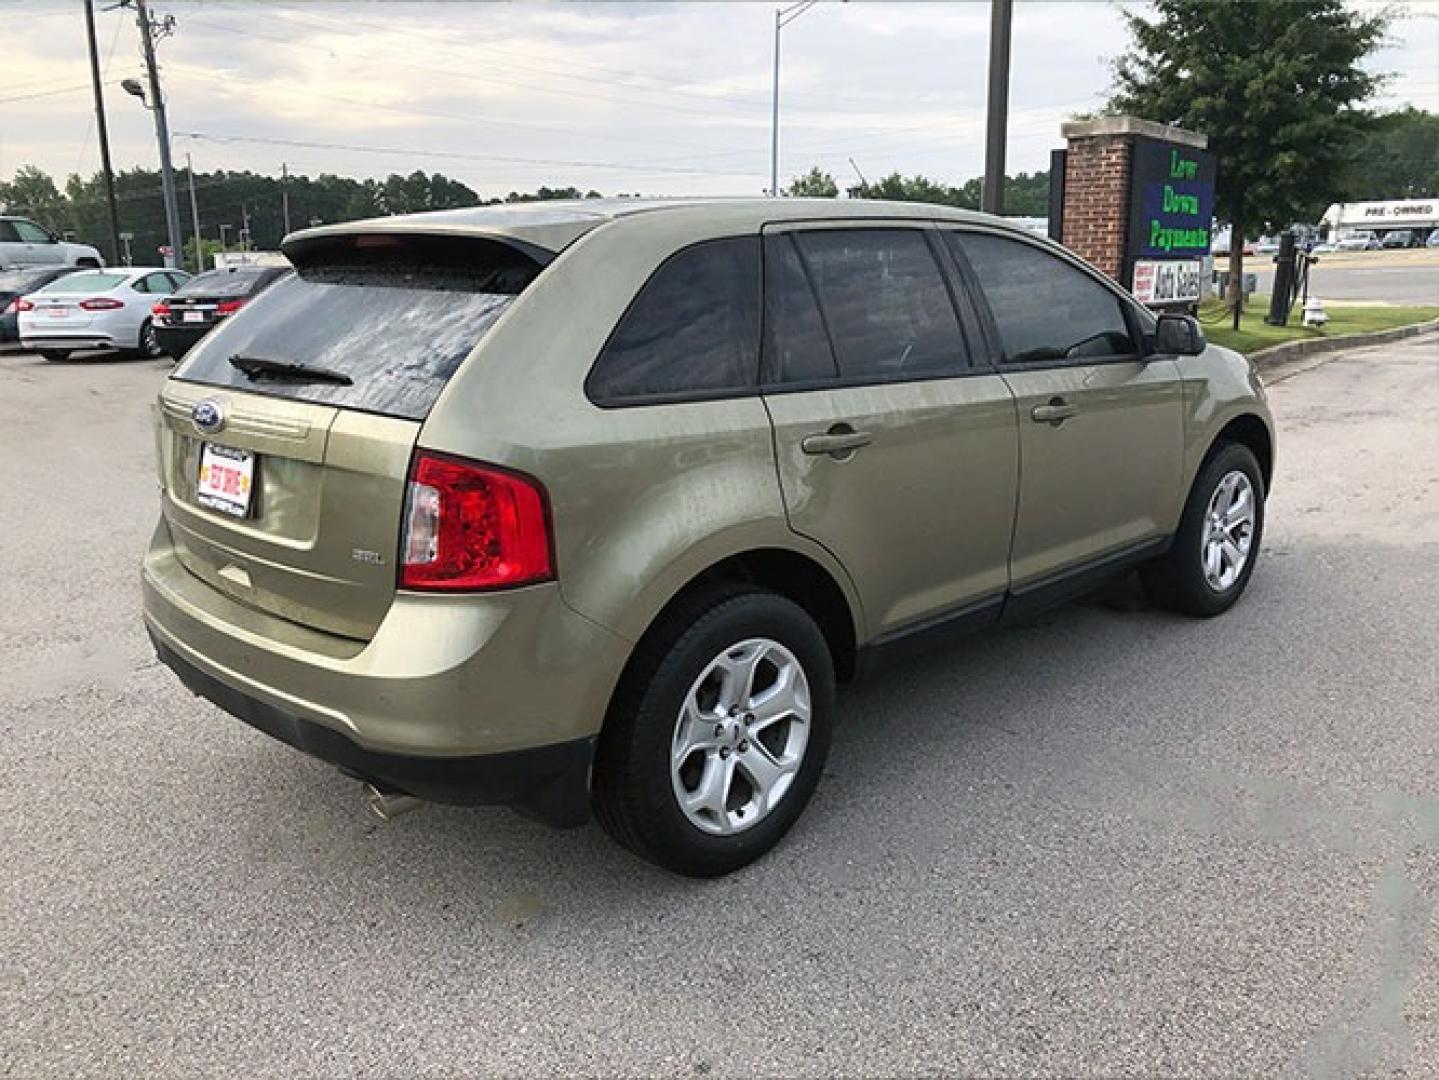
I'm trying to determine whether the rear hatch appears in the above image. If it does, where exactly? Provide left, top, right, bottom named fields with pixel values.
left=158, top=232, right=548, bottom=641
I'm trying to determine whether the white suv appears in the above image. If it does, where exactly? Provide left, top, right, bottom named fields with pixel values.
left=0, top=216, right=104, bottom=270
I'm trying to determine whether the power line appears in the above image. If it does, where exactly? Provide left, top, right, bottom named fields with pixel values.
left=171, top=130, right=769, bottom=179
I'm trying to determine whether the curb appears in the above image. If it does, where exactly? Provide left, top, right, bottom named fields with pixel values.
left=1247, top=317, right=1439, bottom=369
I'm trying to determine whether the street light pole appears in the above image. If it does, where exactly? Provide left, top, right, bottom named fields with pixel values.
left=981, top=0, right=1014, bottom=215
left=129, top=0, right=183, bottom=268
left=770, top=0, right=821, bottom=198
left=185, top=152, right=203, bottom=273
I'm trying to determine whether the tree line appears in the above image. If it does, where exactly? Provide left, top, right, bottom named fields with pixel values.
left=0, top=165, right=607, bottom=267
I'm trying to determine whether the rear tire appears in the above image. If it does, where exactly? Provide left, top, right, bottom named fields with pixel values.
left=38, top=349, right=71, bottom=362
left=593, top=586, right=835, bottom=877
left=1142, top=441, right=1265, bottom=617
left=134, top=318, right=163, bottom=359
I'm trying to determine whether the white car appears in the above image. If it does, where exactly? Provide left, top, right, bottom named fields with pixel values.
left=0, top=216, right=104, bottom=270
left=1335, top=231, right=1379, bottom=252
left=17, top=266, right=189, bottom=361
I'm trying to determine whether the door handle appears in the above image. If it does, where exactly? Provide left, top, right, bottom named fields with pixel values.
left=801, top=427, right=873, bottom=457
left=1031, top=398, right=1078, bottom=425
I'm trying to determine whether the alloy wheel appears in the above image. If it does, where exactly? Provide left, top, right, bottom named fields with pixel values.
left=1201, top=469, right=1256, bottom=592
left=670, top=637, right=811, bottom=836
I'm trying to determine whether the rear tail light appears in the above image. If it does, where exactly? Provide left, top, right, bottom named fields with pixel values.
left=152, top=302, right=171, bottom=319
left=399, top=452, right=553, bottom=592
left=15, top=298, right=34, bottom=312
left=79, top=297, right=123, bottom=310
left=216, top=299, right=246, bottom=315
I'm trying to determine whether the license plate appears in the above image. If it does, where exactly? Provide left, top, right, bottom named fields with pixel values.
left=47, top=306, right=66, bottom=318
left=183, top=310, right=205, bottom=324
left=197, top=443, right=255, bottom=517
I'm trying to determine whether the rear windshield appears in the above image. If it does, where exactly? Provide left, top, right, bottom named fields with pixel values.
left=174, top=234, right=546, bottom=420
left=42, top=273, right=127, bottom=293
left=177, top=268, right=277, bottom=297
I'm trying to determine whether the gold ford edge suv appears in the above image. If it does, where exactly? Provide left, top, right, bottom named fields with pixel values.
left=143, top=199, right=1274, bottom=876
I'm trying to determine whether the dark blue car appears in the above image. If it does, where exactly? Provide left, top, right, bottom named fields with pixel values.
left=0, top=265, right=84, bottom=344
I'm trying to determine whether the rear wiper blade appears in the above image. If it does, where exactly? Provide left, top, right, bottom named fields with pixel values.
left=227, top=354, right=353, bottom=385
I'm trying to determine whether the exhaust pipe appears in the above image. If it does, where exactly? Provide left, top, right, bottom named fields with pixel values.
left=365, top=783, right=422, bottom=821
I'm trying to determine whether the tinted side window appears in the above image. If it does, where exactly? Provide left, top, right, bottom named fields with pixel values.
left=13, top=220, right=52, bottom=243
left=950, top=232, right=1136, bottom=363
left=587, top=237, right=760, bottom=403
left=793, top=229, right=967, bottom=380
left=763, top=235, right=838, bottom=383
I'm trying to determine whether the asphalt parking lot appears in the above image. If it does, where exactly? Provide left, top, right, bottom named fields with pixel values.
left=2, top=335, right=1437, bottom=1077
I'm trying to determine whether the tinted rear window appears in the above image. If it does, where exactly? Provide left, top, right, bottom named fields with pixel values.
left=42, top=273, right=127, bottom=293
left=174, top=234, right=544, bottom=420
left=177, top=268, right=278, bottom=298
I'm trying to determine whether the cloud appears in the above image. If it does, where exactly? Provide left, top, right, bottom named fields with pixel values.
left=1, top=0, right=1434, bottom=199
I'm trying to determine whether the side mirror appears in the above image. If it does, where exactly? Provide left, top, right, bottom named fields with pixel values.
left=1154, top=312, right=1206, bottom=356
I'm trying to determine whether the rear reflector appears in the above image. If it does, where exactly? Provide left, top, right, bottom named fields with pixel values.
left=80, top=297, right=124, bottom=310
left=399, top=452, right=553, bottom=591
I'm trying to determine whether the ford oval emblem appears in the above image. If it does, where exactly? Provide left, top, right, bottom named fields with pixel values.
left=192, top=399, right=225, bottom=435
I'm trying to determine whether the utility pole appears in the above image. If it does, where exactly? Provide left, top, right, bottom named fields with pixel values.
left=218, top=223, right=230, bottom=253
left=131, top=0, right=183, bottom=268
left=981, top=0, right=1013, bottom=215
left=280, top=162, right=292, bottom=236
left=185, top=152, right=203, bottom=273
left=240, top=204, right=251, bottom=251
left=83, top=0, right=122, bottom=265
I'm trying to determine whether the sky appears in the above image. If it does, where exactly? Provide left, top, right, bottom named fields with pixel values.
left=1, top=0, right=1436, bottom=201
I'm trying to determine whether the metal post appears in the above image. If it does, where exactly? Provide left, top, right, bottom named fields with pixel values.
left=134, top=0, right=183, bottom=268
left=218, top=223, right=230, bottom=253
left=281, top=161, right=292, bottom=235
left=981, top=0, right=1013, bottom=215
left=185, top=152, right=203, bottom=273
left=770, top=10, right=781, bottom=197
left=83, top=0, right=121, bottom=265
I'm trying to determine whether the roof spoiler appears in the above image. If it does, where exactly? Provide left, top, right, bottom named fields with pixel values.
left=280, top=231, right=555, bottom=294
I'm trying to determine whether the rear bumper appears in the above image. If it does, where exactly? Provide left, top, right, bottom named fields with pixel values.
left=142, top=516, right=632, bottom=824
left=19, top=332, right=120, bottom=351
left=154, top=324, right=207, bottom=356
left=150, top=633, right=595, bottom=826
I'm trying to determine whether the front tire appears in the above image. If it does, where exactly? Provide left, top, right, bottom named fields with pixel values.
left=1142, top=441, right=1265, bottom=617
left=593, top=587, right=835, bottom=877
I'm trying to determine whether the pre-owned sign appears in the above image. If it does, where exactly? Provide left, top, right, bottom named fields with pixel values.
left=1126, top=137, right=1216, bottom=304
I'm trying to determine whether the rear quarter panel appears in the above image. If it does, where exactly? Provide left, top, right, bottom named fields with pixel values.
left=419, top=212, right=865, bottom=649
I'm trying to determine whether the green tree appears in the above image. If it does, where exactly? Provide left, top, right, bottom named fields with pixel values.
left=786, top=167, right=839, bottom=198
left=0, top=165, right=71, bottom=233
left=1107, top=0, right=1388, bottom=312
left=1338, top=107, right=1439, bottom=200
left=851, top=172, right=970, bottom=207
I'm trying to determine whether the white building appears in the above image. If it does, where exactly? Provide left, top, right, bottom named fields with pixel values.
left=1322, top=199, right=1438, bottom=241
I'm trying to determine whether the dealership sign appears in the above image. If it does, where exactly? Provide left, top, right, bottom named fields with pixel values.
left=1125, top=137, right=1216, bottom=305
left=1132, top=259, right=1204, bottom=305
